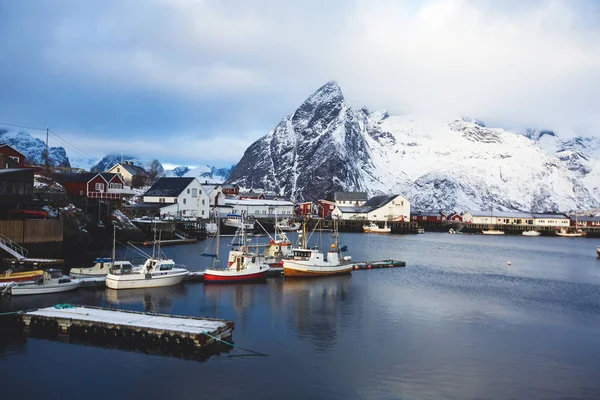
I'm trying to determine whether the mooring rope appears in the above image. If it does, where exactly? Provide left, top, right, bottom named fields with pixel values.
left=201, top=331, right=269, bottom=357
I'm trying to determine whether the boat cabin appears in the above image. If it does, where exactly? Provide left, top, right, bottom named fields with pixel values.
left=109, top=261, right=135, bottom=275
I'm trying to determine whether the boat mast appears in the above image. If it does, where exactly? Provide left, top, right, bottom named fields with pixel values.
left=112, top=224, right=116, bottom=262
left=213, top=216, right=220, bottom=268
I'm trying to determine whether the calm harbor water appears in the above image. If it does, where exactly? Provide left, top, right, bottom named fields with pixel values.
left=2, top=232, right=600, bottom=400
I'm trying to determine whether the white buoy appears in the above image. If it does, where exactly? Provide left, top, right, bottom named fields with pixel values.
left=507, top=261, right=511, bottom=265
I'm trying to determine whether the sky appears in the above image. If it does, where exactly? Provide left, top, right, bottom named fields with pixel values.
left=1, top=0, right=599, bottom=168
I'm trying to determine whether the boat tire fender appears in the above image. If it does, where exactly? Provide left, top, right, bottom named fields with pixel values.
left=146, top=333, right=159, bottom=349
left=181, top=337, right=195, bottom=352
left=160, top=333, right=172, bottom=347
left=171, top=334, right=183, bottom=349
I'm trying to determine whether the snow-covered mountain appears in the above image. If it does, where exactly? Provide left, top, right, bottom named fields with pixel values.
left=227, top=81, right=600, bottom=212
left=0, top=129, right=70, bottom=167
left=89, top=154, right=163, bottom=174
left=164, top=164, right=234, bottom=183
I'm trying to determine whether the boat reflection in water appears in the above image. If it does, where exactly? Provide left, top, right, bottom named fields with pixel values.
left=282, top=275, right=353, bottom=352
left=105, top=284, right=189, bottom=313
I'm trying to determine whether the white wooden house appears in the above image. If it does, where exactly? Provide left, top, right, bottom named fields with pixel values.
left=142, top=177, right=210, bottom=218
left=334, top=192, right=368, bottom=207
left=332, top=193, right=411, bottom=222
left=222, top=199, right=295, bottom=219
left=462, top=211, right=569, bottom=227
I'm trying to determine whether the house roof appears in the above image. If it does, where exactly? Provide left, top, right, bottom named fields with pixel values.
left=466, top=210, right=569, bottom=219
left=334, top=191, right=368, bottom=201
left=0, top=144, right=25, bottom=158
left=412, top=211, right=443, bottom=217
left=119, top=163, right=148, bottom=177
left=572, top=215, right=600, bottom=222
left=144, top=177, right=195, bottom=197
left=222, top=184, right=238, bottom=190
left=337, top=206, right=365, bottom=213
left=99, top=173, right=121, bottom=183
left=362, top=194, right=399, bottom=212
left=0, top=168, right=33, bottom=176
left=54, top=172, right=98, bottom=183
left=224, top=198, right=294, bottom=206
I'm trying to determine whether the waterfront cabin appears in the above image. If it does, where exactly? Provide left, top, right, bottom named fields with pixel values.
left=318, top=199, right=337, bottom=219
left=567, top=215, right=600, bottom=227
left=411, top=211, right=445, bottom=224
left=447, top=213, right=463, bottom=222
left=331, top=193, right=411, bottom=222
left=462, top=211, right=570, bottom=228
left=140, top=177, right=211, bottom=219
left=296, top=201, right=313, bottom=216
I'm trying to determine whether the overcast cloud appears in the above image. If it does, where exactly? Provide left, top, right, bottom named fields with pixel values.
left=1, top=0, right=599, bottom=167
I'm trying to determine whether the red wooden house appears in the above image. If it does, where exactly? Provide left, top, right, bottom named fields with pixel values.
left=411, top=211, right=446, bottom=224
left=447, top=213, right=463, bottom=222
left=318, top=199, right=336, bottom=219
left=239, top=191, right=265, bottom=200
left=0, top=144, right=26, bottom=169
left=573, top=216, right=600, bottom=227
left=222, top=184, right=240, bottom=196
left=56, top=172, right=127, bottom=200
left=296, top=201, right=313, bottom=216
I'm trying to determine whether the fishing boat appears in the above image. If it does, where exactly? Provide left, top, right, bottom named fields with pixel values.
left=0, top=269, right=44, bottom=283
left=522, top=230, right=541, bottom=237
left=555, top=228, right=584, bottom=237
left=106, top=229, right=188, bottom=290
left=362, top=221, right=391, bottom=233
left=70, top=257, right=113, bottom=278
left=223, top=214, right=255, bottom=230
left=10, top=269, right=80, bottom=296
left=276, top=219, right=301, bottom=232
left=204, top=216, right=270, bottom=282
left=283, top=219, right=353, bottom=277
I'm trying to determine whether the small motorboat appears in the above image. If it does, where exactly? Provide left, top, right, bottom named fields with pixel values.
left=276, top=220, right=301, bottom=232
left=482, top=230, right=505, bottom=235
left=205, top=222, right=218, bottom=237
left=0, top=269, right=44, bottom=283
left=70, top=257, right=113, bottom=278
left=224, top=214, right=255, bottom=230
left=556, top=228, right=584, bottom=237
left=522, top=230, right=541, bottom=237
left=363, top=222, right=391, bottom=233
left=10, top=269, right=80, bottom=296
left=417, top=228, right=425, bottom=234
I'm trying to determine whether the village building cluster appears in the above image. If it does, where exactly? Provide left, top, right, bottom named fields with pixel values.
left=0, top=143, right=599, bottom=229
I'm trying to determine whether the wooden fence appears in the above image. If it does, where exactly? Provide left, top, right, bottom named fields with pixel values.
left=0, top=219, right=63, bottom=244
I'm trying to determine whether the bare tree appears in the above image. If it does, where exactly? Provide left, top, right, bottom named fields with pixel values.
left=147, top=159, right=163, bottom=184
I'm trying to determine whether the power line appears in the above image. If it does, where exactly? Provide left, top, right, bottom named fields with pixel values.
left=0, top=122, right=46, bottom=131
left=0, top=120, right=99, bottom=162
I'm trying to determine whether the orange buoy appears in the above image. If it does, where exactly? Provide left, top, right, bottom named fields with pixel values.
left=367, top=265, right=372, bottom=269
left=354, top=265, right=359, bottom=270
left=144, top=242, right=148, bottom=246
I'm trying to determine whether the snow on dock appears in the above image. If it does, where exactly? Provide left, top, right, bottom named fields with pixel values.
left=21, top=305, right=234, bottom=351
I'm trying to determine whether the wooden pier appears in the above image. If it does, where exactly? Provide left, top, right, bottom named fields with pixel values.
left=17, top=305, right=234, bottom=353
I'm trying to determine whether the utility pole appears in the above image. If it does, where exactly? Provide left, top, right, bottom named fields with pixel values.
left=44, top=127, right=50, bottom=175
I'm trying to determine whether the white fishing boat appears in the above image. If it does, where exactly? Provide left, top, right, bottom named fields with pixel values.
left=224, top=214, right=255, bottom=230
left=10, top=269, right=80, bottom=296
left=283, top=219, right=352, bottom=277
left=106, top=229, right=188, bottom=290
left=70, top=257, right=113, bottom=278
left=204, top=215, right=270, bottom=282
left=276, top=219, right=301, bottom=232
left=522, top=230, right=541, bottom=237
left=555, top=228, right=584, bottom=237
left=362, top=221, right=391, bottom=233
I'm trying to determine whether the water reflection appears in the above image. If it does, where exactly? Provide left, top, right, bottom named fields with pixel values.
left=105, top=285, right=190, bottom=313
left=283, top=275, right=353, bottom=352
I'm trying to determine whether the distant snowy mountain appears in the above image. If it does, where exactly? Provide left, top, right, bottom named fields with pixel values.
left=0, top=129, right=70, bottom=167
left=227, top=81, right=600, bottom=212
left=164, top=164, right=234, bottom=182
left=89, top=155, right=164, bottom=175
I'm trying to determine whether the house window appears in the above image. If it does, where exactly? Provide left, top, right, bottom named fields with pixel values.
left=192, top=188, right=197, bottom=197
left=109, top=183, right=122, bottom=189
left=117, top=167, right=120, bottom=173
left=423, top=216, right=427, bottom=220
left=95, top=183, right=104, bottom=191
left=202, top=199, right=205, bottom=205
left=183, top=198, right=186, bottom=204
left=401, top=201, right=404, bottom=206
left=202, top=210, right=205, bottom=215
left=159, top=198, right=165, bottom=203
left=187, top=189, right=190, bottom=194
left=79, top=190, right=83, bottom=196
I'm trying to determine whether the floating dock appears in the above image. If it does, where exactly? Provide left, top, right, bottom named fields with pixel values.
left=352, top=259, right=406, bottom=270
left=17, top=305, right=234, bottom=352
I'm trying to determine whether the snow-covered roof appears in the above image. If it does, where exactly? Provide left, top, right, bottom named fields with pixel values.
left=337, top=206, right=365, bottom=213
left=144, top=177, right=195, bottom=197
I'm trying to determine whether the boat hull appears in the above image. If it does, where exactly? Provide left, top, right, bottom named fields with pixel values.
left=556, top=233, right=584, bottom=237
left=522, top=231, right=541, bottom=236
left=283, top=261, right=353, bottom=277
left=0, top=270, right=44, bottom=283
left=204, top=268, right=269, bottom=283
left=482, top=230, right=505, bottom=235
left=11, top=281, right=80, bottom=296
left=105, top=271, right=188, bottom=290
left=363, top=228, right=391, bottom=233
